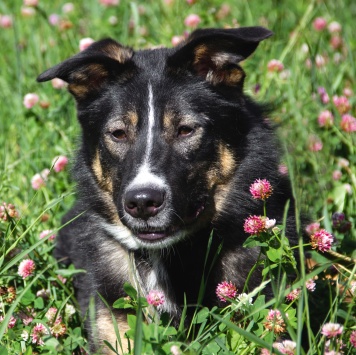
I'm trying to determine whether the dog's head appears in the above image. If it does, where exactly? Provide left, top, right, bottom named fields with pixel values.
left=38, top=27, right=272, bottom=250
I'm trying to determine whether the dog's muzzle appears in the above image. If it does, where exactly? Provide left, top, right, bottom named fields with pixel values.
left=122, top=185, right=207, bottom=243
left=123, top=187, right=170, bottom=241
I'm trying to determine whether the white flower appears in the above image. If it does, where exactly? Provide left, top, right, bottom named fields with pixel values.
left=237, top=293, right=253, bottom=306
left=79, top=37, right=95, bottom=51
left=265, top=218, right=276, bottom=229
left=21, top=330, right=29, bottom=341
left=349, top=281, right=356, bottom=295
left=64, top=304, right=76, bottom=320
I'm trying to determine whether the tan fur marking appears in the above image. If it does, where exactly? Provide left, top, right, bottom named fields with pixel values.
left=163, top=111, right=174, bottom=131
left=218, top=142, right=236, bottom=179
left=92, top=150, right=113, bottom=194
left=68, top=64, right=109, bottom=98
left=223, top=67, right=245, bottom=86
left=194, top=45, right=209, bottom=65
left=87, top=63, right=109, bottom=76
left=91, top=150, right=124, bottom=224
left=214, top=182, right=233, bottom=216
left=100, top=190, right=123, bottom=226
left=96, top=308, right=130, bottom=354
left=193, top=46, right=245, bottom=86
left=127, top=111, right=138, bottom=127
left=68, top=83, right=89, bottom=98
left=92, top=150, right=104, bottom=182
left=207, top=66, right=245, bottom=86
left=162, top=110, right=180, bottom=143
left=227, top=67, right=245, bottom=84
left=101, top=44, right=133, bottom=63
left=207, top=143, right=236, bottom=189
left=98, top=238, right=129, bottom=276
left=206, top=166, right=219, bottom=190
left=211, top=144, right=237, bottom=216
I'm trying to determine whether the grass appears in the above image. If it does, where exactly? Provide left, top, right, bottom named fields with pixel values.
left=0, top=0, right=355, bottom=354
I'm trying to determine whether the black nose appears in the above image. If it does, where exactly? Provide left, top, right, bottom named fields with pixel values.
left=124, top=188, right=165, bottom=220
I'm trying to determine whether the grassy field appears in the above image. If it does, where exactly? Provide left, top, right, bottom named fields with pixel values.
left=0, top=0, right=355, bottom=354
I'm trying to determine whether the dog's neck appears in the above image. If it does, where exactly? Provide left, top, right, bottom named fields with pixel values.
left=131, top=227, right=222, bottom=319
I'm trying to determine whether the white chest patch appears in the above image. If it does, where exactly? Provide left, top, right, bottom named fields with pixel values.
left=145, top=253, right=177, bottom=315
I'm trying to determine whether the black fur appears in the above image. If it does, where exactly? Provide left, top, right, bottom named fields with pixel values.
left=38, top=27, right=298, bottom=353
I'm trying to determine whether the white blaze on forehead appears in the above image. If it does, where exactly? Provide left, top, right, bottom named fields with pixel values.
left=127, top=84, right=167, bottom=190
left=145, top=84, right=155, bottom=164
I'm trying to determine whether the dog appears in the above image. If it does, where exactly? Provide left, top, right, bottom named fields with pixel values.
left=37, top=26, right=298, bottom=353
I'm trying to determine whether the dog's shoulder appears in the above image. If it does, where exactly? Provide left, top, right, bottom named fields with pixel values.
left=55, top=203, right=114, bottom=264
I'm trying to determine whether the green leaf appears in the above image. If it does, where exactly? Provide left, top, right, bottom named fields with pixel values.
left=21, top=291, right=36, bottom=306
left=123, top=282, right=138, bottom=300
left=137, top=296, right=148, bottom=307
left=202, top=341, right=221, bottom=354
left=34, top=296, right=44, bottom=309
left=122, top=304, right=134, bottom=309
left=63, top=327, right=85, bottom=350
left=210, top=312, right=274, bottom=350
left=0, top=346, right=8, bottom=355
left=262, top=263, right=278, bottom=276
left=336, top=309, right=356, bottom=321
left=330, top=185, right=347, bottom=212
left=218, top=322, right=227, bottom=332
left=55, top=268, right=86, bottom=278
left=44, top=337, right=61, bottom=351
left=285, top=307, right=297, bottom=329
left=243, top=235, right=268, bottom=248
left=72, top=327, right=83, bottom=337
left=113, top=298, right=125, bottom=309
left=127, top=314, right=137, bottom=331
left=251, top=295, right=266, bottom=322
left=163, top=326, right=177, bottom=336
left=192, top=307, right=210, bottom=324
left=266, top=246, right=283, bottom=262
left=228, top=330, right=244, bottom=351
left=113, top=297, right=134, bottom=309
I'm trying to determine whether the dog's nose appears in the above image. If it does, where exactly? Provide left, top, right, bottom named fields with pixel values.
left=124, top=188, right=165, bottom=220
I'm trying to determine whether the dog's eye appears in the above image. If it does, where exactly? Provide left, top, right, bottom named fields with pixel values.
left=111, top=129, right=127, bottom=141
left=177, top=125, right=194, bottom=137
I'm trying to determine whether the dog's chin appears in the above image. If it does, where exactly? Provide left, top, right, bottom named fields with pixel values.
left=102, top=202, right=207, bottom=250
left=133, top=202, right=207, bottom=244
left=109, top=201, right=204, bottom=246
left=101, top=218, right=190, bottom=250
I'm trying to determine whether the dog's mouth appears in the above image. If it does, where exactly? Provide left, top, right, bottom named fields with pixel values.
left=137, top=230, right=170, bottom=241
left=134, top=201, right=206, bottom=243
left=135, top=223, right=181, bottom=242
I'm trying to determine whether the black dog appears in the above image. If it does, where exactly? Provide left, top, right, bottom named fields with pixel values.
left=38, top=26, right=297, bottom=353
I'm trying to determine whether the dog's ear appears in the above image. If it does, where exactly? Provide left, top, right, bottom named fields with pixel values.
left=37, top=39, right=134, bottom=100
left=168, top=27, right=273, bottom=88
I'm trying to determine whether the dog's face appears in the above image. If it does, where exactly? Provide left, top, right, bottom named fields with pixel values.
left=38, top=27, right=272, bottom=250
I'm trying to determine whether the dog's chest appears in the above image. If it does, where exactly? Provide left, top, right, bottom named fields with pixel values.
left=135, top=253, right=180, bottom=315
